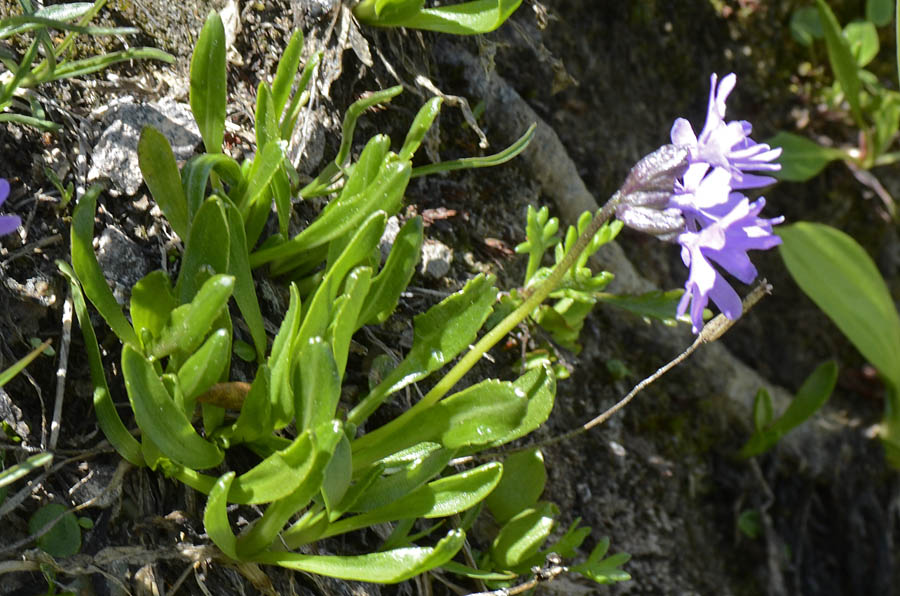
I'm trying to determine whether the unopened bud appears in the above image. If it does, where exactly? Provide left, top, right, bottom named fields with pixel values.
left=615, top=204, right=684, bottom=241
left=621, top=144, right=689, bottom=197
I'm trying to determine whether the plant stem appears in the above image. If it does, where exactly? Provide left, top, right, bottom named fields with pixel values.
left=351, top=194, right=622, bottom=457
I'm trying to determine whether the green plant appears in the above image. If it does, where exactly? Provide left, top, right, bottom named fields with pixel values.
left=0, top=0, right=172, bottom=131
left=773, top=0, right=899, bottom=211
left=352, top=0, right=522, bottom=35
left=60, top=10, right=632, bottom=588
left=779, top=222, right=900, bottom=464
left=740, top=360, right=837, bottom=458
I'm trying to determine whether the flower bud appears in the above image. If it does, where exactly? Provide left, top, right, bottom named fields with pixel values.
left=620, top=144, right=689, bottom=197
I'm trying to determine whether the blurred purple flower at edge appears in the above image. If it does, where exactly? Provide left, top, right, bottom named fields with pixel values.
left=671, top=72, right=783, bottom=333
left=0, top=179, right=21, bottom=237
left=617, top=73, right=783, bottom=333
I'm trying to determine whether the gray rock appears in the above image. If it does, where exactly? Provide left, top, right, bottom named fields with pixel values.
left=88, top=97, right=201, bottom=196
left=420, top=239, right=453, bottom=279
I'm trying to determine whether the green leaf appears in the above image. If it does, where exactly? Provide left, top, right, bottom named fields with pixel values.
left=411, top=123, right=535, bottom=178
left=596, top=289, right=683, bottom=325
left=70, top=185, right=139, bottom=347
left=255, top=529, right=465, bottom=583
left=0, top=340, right=49, bottom=388
left=791, top=6, right=823, bottom=46
left=779, top=222, right=900, bottom=387
left=740, top=361, right=838, bottom=458
left=190, top=11, right=227, bottom=153
left=322, top=463, right=502, bottom=538
left=321, top=433, right=352, bottom=519
left=347, top=273, right=497, bottom=427
left=328, top=267, right=372, bottom=380
left=399, top=97, right=442, bottom=161
left=752, top=388, right=775, bottom=433
left=490, top=502, right=557, bottom=571
left=356, top=0, right=522, bottom=34
left=816, top=0, right=866, bottom=127
left=349, top=446, right=454, bottom=513
left=486, top=448, right=546, bottom=524
left=138, top=126, right=189, bottom=240
left=177, top=329, right=230, bottom=401
left=180, top=153, right=243, bottom=223
left=204, top=471, right=238, bottom=559
left=357, top=216, right=423, bottom=326
left=295, top=211, right=386, bottom=347
left=0, top=452, right=52, bottom=489
left=177, top=197, right=230, bottom=303
left=236, top=422, right=342, bottom=556
left=844, top=20, right=880, bottom=67
left=241, top=141, right=286, bottom=248
left=768, top=131, right=848, bottom=182
left=152, top=274, right=235, bottom=360
left=255, top=82, right=279, bottom=152
left=268, top=284, right=302, bottom=429
left=29, top=503, right=81, bottom=558
left=570, top=538, right=632, bottom=585
left=872, top=91, right=900, bottom=157
left=353, top=378, right=527, bottom=469
left=271, top=30, right=304, bottom=118
left=223, top=201, right=266, bottom=362
left=295, top=337, right=341, bottom=431
left=228, top=431, right=316, bottom=504
left=38, top=48, right=174, bottom=83
left=58, top=262, right=143, bottom=466
left=255, top=159, right=411, bottom=270
left=280, top=51, right=320, bottom=140
left=122, top=345, right=224, bottom=469
left=868, top=0, right=894, bottom=26
left=485, top=365, right=556, bottom=449
left=130, top=270, right=176, bottom=351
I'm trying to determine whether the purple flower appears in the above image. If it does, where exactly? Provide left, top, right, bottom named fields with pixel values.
left=676, top=197, right=783, bottom=332
left=670, top=73, right=782, bottom=190
left=0, top=179, right=21, bottom=237
left=615, top=73, right=783, bottom=333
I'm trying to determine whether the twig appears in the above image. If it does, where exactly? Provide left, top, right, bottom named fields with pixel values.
left=466, top=554, right=567, bottom=596
left=49, top=292, right=72, bottom=451
left=536, top=281, right=772, bottom=450
left=0, top=233, right=63, bottom=264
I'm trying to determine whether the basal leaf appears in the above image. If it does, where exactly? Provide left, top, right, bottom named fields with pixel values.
left=152, top=274, right=235, bottom=360
left=357, top=216, right=423, bottom=326
left=223, top=201, right=266, bottom=362
left=399, top=97, right=442, bottom=161
left=254, top=529, right=465, bottom=584
left=130, top=270, right=176, bottom=351
left=138, top=126, right=189, bottom=240
left=490, top=502, right=557, bottom=571
left=322, top=463, right=502, bottom=538
left=486, top=448, right=546, bottom=524
left=296, top=337, right=341, bottom=431
left=779, top=222, right=900, bottom=388
left=177, top=328, right=230, bottom=401
left=70, top=185, right=139, bottom=347
left=816, top=0, right=865, bottom=127
left=348, top=273, right=497, bottom=427
left=122, top=345, right=224, bottom=469
left=271, top=30, right=303, bottom=118
left=768, top=131, right=848, bottom=182
left=204, top=471, right=238, bottom=559
left=58, top=262, right=143, bottom=466
left=190, top=11, right=226, bottom=153
left=177, top=197, right=230, bottom=303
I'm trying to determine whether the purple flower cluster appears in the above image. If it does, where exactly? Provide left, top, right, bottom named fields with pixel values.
left=616, top=73, right=783, bottom=333
left=0, top=179, right=21, bottom=237
left=669, top=73, right=782, bottom=332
